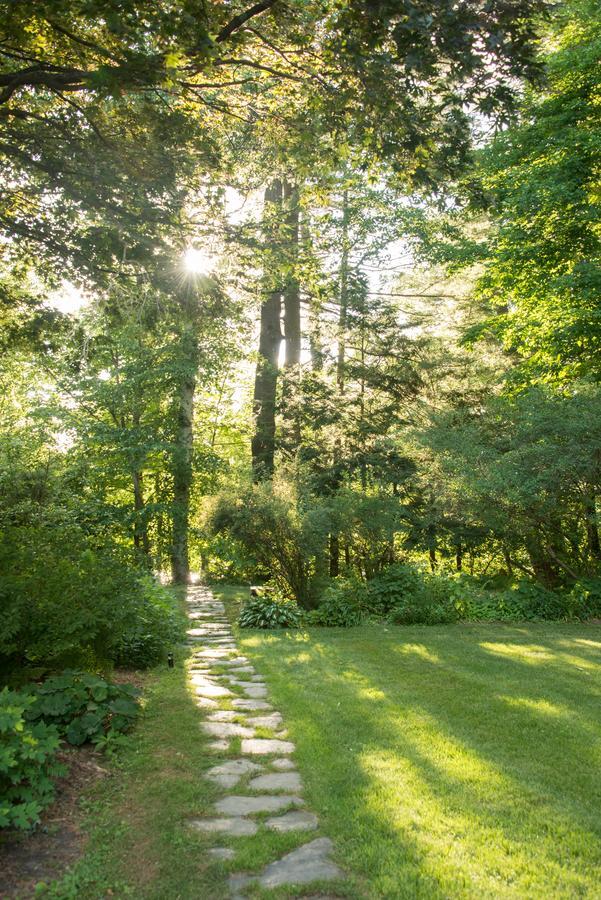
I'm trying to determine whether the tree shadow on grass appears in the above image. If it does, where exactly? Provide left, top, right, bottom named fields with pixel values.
left=242, top=624, right=601, bottom=898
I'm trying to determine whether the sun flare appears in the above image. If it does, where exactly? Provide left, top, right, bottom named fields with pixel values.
left=183, top=246, right=214, bottom=275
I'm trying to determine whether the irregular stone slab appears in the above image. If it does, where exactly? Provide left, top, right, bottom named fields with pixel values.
left=265, top=810, right=319, bottom=833
left=232, top=699, right=272, bottom=711
left=194, top=683, right=232, bottom=698
left=224, top=666, right=255, bottom=675
left=206, top=758, right=263, bottom=788
left=271, top=757, right=296, bottom=771
left=202, top=721, right=255, bottom=739
left=241, top=738, right=295, bottom=755
left=190, top=673, right=224, bottom=686
left=208, top=847, right=235, bottom=860
left=246, top=713, right=283, bottom=729
left=195, top=697, right=218, bottom=710
left=194, top=649, right=234, bottom=659
left=220, top=657, right=250, bottom=666
left=242, top=684, right=268, bottom=699
left=188, top=817, right=257, bottom=837
left=215, top=794, right=304, bottom=816
left=249, top=772, right=303, bottom=792
left=187, top=627, right=231, bottom=636
left=259, top=838, right=343, bottom=887
left=208, top=739, right=230, bottom=752
left=206, top=710, right=238, bottom=722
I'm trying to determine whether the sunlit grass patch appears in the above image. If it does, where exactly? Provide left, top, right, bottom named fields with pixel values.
left=214, top=584, right=601, bottom=899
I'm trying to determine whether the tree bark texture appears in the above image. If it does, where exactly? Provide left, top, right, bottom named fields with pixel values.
left=251, top=180, right=283, bottom=481
left=171, top=334, right=197, bottom=584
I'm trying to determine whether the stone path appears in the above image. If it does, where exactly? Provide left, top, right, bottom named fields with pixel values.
left=184, top=585, right=345, bottom=898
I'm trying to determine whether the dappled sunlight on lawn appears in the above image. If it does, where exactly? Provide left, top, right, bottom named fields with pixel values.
left=396, top=643, right=442, bottom=664
left=496, top=695, right=567, bottom=717
left=232, top=619, right=601, bottom=898
left=479, top=642, right=554, bottom=663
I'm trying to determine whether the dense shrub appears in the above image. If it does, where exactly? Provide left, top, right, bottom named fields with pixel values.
left=0, top=523, right=182, bottom=671
left=25, top=671, right=140, bottom=748
left=462, top=578, right=601, bottom=622
left=207, top=483, right=330, bottom=607
left=365, top=564, right=424, bottom=614
left=239, top=593, right=304, bottom=629
left=0, top=687, right=64, bottom=831
left=307, top=578, right=365, bottom=627
left=111, top=576, right=185, bottom=668
left=367, top=564, right=460, bottom=625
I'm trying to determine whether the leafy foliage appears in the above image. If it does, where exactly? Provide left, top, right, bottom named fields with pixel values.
left=25, top=671, right=140, bottom=748
left=306, top=580, right=364, bottom=627
left=238, top=593, right=303, bottom=630
left=209, top=483, right=331, bottom=607
left=0, top=687, right=64, bottom=831
left=111, top=577, right=186, bottom=669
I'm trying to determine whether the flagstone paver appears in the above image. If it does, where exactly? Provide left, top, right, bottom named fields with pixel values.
left=248, top=771, right=303, bottom=792
left=183, top=585, right=344, bottom=897
left=188, top=816, right=257, bottom=837
left=241, top=738, right=295, bottom=755
left=256, top=838, right=344, bottom=888
left=215, top=794, right=304, bottom=816
left=271, top=757, right=296, bottom=771
left=231, top=698, right=272, bottom=711
left=202, top=721, right=256, bottom=739
left=206, top=759, right=263, bottom=789
left=265, top=810, right=319, bottom=833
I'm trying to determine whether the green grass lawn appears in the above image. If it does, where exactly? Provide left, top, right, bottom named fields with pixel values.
left=44, top=585, right=601, bottom=899
left=213, top=585, right=601, bottom=899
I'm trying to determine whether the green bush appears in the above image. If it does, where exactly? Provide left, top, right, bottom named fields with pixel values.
left=567, top=578, right=601, bottom=619
left=308, top=579, right=364, bottom=627
left=112, top=576, right=185, bottom=668
left=0, top=687, right=65, bottom=831
left=365, top=564, right=424, bottom=614
left=239, top=593, right=303, bottom=629
left=25, top=671, right=140, bottom=748
left=0, top=522, right=183, bottom=671
left=457, top=578, right=601, bottom=622
left=367, top=564, right=460, bottom=625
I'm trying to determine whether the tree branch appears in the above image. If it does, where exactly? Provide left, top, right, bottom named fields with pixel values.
left=215, top=0, right=278, bottom=44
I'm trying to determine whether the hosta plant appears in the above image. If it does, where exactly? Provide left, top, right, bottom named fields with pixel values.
left=238, top=594, right=303, bottom=629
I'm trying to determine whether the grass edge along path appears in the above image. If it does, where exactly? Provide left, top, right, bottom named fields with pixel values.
left=38, top=586, right=355, bottom=900
left=212, top=583, right=601, bottom=900
left=35, top=586, right=232, bottom=899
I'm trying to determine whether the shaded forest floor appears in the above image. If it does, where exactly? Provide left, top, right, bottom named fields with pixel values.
left=9, top=585, right=601, bottom=898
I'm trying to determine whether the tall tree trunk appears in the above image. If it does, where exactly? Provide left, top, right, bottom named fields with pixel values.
left=171, top=334, right=197, bottom=584
left=328, top=190, right=350, bottom=572
left=251, top=180, right=283, bottom=481
left=336, top=189, right=349, bottom=396
left=455, top=543, right=463, bottom=572
left=282, top=180, right=302, bottom=449
left=329, top=533, right=340, bottom=577
left=525, top=534, right=560, bottom=587
left=131, top=404, right=150, bottom=563
left=132, top=469, right=151, bottom=561
left=283, top=181, right=301, bottom=368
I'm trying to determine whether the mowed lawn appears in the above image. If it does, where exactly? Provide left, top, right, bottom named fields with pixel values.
left=214, top=586, right=601, bottom=899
